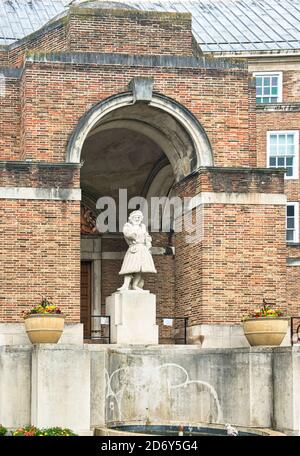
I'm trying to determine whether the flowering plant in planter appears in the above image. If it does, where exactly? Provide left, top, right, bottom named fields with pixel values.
left=22, top=298, right=62, bottom=318
left=241, top=302, right=287, bottom=321
left=12, top=426, right=77, bottom=436
left=22, top=298, right=65, bottom=344
left=242, top=300, right=289, bottom=346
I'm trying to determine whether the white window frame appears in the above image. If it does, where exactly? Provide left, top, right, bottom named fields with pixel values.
left=253, top=71, right=283, bottom=103
left=286, top=202, right=299, bottom=243
left=267, top=130, right=299, bottom=180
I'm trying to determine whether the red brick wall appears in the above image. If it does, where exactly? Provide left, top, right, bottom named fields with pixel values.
left=67, top=8, right=193, bottom=56
left=0, top=77, right=20, bottom=160
left=249, top=61, right=300, bottom=322
left=0, top=164, right=80, bottom=187
left=3, top=8, right=192, bottom=69
left=256, top=111, right=300, bottom=205
left=175, top=170, right=287, bottom=325
left=0, top=50, right=8, bottom=66
left=287, top=265, right=300, bottom=318
left=9, top=23, right=67, bottom=68
left=0, top=200, right=81, bottom=322
left=256, top=109, right=300, bottom=317
left=0, top=7, right=293, bottom=329
left=18, top=61, right=251, bottom=165
left=283, top=71, right=300, bottom=102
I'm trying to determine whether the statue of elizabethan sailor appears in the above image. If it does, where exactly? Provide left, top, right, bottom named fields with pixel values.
left=118, top=210, right=157, bottom=291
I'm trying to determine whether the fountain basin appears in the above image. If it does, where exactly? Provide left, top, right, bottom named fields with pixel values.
left=95, top=422, right=285, bottom=436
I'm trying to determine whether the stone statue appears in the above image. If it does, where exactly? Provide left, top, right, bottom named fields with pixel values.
left=118, top=210, right=157, bottom=291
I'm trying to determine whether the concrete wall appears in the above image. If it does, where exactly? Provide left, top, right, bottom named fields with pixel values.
left=98, top=346, right=274, bottom=428
left=0, top=344, right=299, bottom=435
left=0, top=323, right=83, bottom=346
left=187, top=323, right=291, bottom=348
left=0, top=346, right=31, bottom=428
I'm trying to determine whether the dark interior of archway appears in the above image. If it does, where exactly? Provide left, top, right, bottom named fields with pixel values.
left=81, top=127, right=171, bottom=203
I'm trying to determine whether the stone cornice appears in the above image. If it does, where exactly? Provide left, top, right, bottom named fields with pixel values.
left=188, top=192, right=286, bottom=209
left=0, top=187, right=81, bottom=201
left=256, top=103, right=300, bottom=112
left=0, top=161, right=82, bottom=169
left=69, top=6, right=191, bottom=21
left=198, top=166, right=285, bottom=174
left=24, top=52, right=246, bottom=71
left=287, top=256, right=300, bottom=266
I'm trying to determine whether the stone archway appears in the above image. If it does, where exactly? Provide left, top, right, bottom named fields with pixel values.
left=66, top=88, right=213, bottom=181
left=69, top=82, right=213, bottom=341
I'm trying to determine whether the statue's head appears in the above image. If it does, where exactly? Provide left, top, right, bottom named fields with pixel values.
left=129, top=210, right=143, bottom=225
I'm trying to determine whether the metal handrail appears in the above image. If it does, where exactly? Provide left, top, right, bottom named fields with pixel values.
left=90, top=315, right=111, bottom=343
left=156, top=316, right=188, bottom=344
left=89, top=315, right=188, bottom=344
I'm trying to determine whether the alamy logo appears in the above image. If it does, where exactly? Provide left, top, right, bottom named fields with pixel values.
left=95, top=189, right=204, bottom=244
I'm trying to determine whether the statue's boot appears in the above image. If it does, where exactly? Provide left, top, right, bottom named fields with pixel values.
left=117, top=275, right=132, bottom=291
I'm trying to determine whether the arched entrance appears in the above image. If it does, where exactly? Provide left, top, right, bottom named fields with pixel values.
left=66, top=91, right=213, bottom=178
left=68, top=87, right=213, bottom=340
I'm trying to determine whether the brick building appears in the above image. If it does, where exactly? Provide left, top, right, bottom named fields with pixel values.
left=0, top=0, right=299, bottom=347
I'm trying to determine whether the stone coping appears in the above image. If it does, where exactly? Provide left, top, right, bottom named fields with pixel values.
left=95, top=421, right=286, bottom=437
left=1, top=343, right=299, bottom=354
left=84, top=344, right=300, bottom=354
left=0, top=161, right=81, bottom=169
left=69, top=6, right=191, bottom=20
left=198, top=166, right=285, bottom=174
left=24, top=52, right=246, bottom=71
left=242, top=317, right=290, bottom=321
left=256, top=103, right=300, bottom=112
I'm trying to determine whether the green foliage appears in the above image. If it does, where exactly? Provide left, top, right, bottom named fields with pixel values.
left=242, top=300, right=288, bottom=321
left=22, top=297, right=62, bottom=318
left=12, top=426, right=77, bottom=436
left=38, top=427, right=77, bottom=436
left=0, top=425, right=7, bottom=436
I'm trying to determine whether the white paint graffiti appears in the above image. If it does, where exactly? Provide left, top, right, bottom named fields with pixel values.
left=105, top=362, right=222, bottom=422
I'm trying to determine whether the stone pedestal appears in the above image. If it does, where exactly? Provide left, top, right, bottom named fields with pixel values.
left=31, top=345, right=91, bottom=435
left=106, top=290, right=159, bottom=344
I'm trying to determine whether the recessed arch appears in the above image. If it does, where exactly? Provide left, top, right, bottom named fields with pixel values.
left=66, top=92, right=213, bottom=181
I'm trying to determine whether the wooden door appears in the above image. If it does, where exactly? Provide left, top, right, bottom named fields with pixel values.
left=81, top=261, right=92, bottom=339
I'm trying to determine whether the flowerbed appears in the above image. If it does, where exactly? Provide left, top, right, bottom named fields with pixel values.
left=12, top=426, right=77, bottom=436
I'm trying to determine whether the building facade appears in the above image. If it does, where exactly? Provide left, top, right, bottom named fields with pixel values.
left=0, top=0, right=299, bottom=347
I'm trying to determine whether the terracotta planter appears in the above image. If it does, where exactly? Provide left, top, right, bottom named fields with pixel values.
left=24, top=314, right=64, bottom=344
left=243, top=317, right=289, bottom=346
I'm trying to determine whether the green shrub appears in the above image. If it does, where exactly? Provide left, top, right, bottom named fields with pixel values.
left=0, top=425, right=7, bottom=436
left=38, top=427, right=77, bottom=436
left=13, top=426, right=38, bottom=436
left=12, top=426, right=77, bottom=436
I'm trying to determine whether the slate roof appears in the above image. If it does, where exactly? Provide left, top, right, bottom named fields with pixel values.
left=0, top=0, right=300, bottom=53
